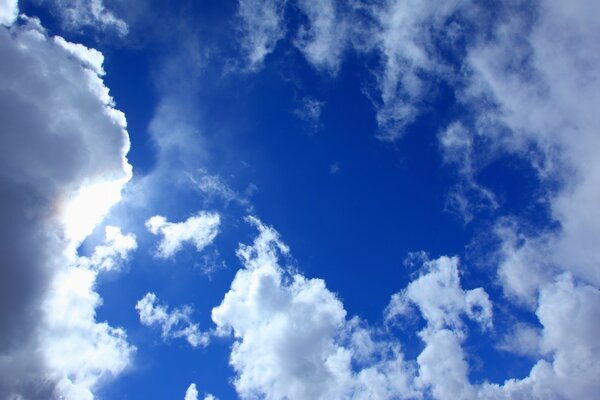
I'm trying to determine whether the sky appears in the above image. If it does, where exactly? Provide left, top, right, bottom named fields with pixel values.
left=0, top=0, right=599, bottom=399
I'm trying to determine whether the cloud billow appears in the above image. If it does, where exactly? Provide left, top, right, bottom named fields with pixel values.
left=0, top=14, right=134, bottom=398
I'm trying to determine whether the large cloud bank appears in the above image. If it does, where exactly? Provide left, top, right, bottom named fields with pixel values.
left=0, top=13, right=134, bottom=399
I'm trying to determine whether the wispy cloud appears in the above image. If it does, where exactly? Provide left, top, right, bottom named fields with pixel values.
left=136, top=292, right=210, bottom=347
left=236, top=0, right=287, bottom=70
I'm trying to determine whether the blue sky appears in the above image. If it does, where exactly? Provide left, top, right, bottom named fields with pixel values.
left=1, top=0, right=599, bottom=399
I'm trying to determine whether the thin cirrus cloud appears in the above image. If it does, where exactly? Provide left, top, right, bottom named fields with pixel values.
left=45, top=0, right=129, bottom=36
left=145, top=212, right=221, bottom=259
left=136, top=292, right=210, bottom=348
left=0, top=11, right=134, bottom=399
left=236, top=0, right=286, bottom=70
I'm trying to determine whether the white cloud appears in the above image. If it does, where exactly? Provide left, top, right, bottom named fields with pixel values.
left=136, top=292, right=210, bottom=348
left=0, top=0, right=18, bottom=26
left=184, top=384, right=217, bottom=400
left=237, top=0, right=286, bottom=69
left=387, top=255, right=493, bottom=331
left=290, top=0, right=467, bottom=140
left=386, top=255, right=492, bottom=399
left=212, top=217, right=422, bottom=400
left=294, top=0, right=346, bottom=74
left=0, top=16, right=133, bottom=398
left=78, top=225, right=137, bottom=272
left=463, top=0, right=600, bottom=288
left=43, top=227, right=137, bottom=400
left=48, top=0, right=128, bottom=36
left=498, top=323, right=541, bottom=357
left=184, top=383, right=198, bottom=400
left=146, top=212, right=221, bottom=259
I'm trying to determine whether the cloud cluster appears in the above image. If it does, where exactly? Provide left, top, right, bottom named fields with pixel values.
left=0, top=14, right=133, bottom=398
left=236, top=0, right=468, bottom=138
left=215, top=216, right=600, bottom=399
left=233, top=2, right=600, bottom=397
left=136, top=292, right=210, bottom=347
left=146, top=212, right=221, bottom=259
left=213, top=219, right=502, bottom=399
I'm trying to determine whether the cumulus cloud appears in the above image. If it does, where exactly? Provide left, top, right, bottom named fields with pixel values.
left=386, top=255, right=493, bottom=332
left=213, top=218, right=515, bottom=399
left=212, top=217, right=421, bottom=399
left=427, top=4, right=600, bottom=396
left=78, top=225, right=137, bottom=272
left=236, top=0, right=286, bottom=69
left=43, top=227, right=137, bottom=399
left=0, top=15, right=133, bottom=398
left=136, top=292, right=210, bottom=347
left=184, top=384, right=217, bottom=400
left=184, top=383, right=199, bottom=400
left=46, top=0, right=128, bottom=35
left=145, top=212, right=221, bottom=259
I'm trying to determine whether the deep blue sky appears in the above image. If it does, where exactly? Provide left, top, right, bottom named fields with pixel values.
left=5, top=0, right=599, bottom=399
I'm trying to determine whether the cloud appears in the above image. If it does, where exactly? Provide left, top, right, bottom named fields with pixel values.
left=42, top=227, right=137, bottom=399
left=236, top=0, right=286, bottom=70
left=136, top=292, right=210, bottom=347
left=184, top=383, right=199, bottom=400
left=189, top=168, right=255, bottom=211
left=386, top=255, right=493, bottom=332
left=146, top=212, right=221, bottom=259
left=424, top=1, right=600, bottom=397
left=287, top=0, right=468, bottom=139
left=386, top=255, right=492, bottom=400
left=184, top=384, right=218, bottom=400
left=212, top=218, right=418, bottom=399
left=294, top=0, right=347, bottom=74
left=0, top=15, right=133, bottom=398
left=0, top=0, right=18, bottom=26
left=213, top=216, right=600, bottom=399
left=46, top=0, right=128, bottom=35
left=78, top=225, right=137, bottom=272
left=292, top=96, right=324, bottom=133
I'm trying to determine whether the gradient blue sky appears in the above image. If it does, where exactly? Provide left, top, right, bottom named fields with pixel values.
left=1, top=1, right=599, bottom=399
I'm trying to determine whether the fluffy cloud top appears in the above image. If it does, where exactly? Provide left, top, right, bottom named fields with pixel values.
left=136, top=292, right=210, bottom=347
left=146, top=211, right=220, bottom=258
left=0, top=14, right=133, bottom=398
left=184, top=383, right=198, bottom=400
left=214, top=218, right=500, bottom=399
